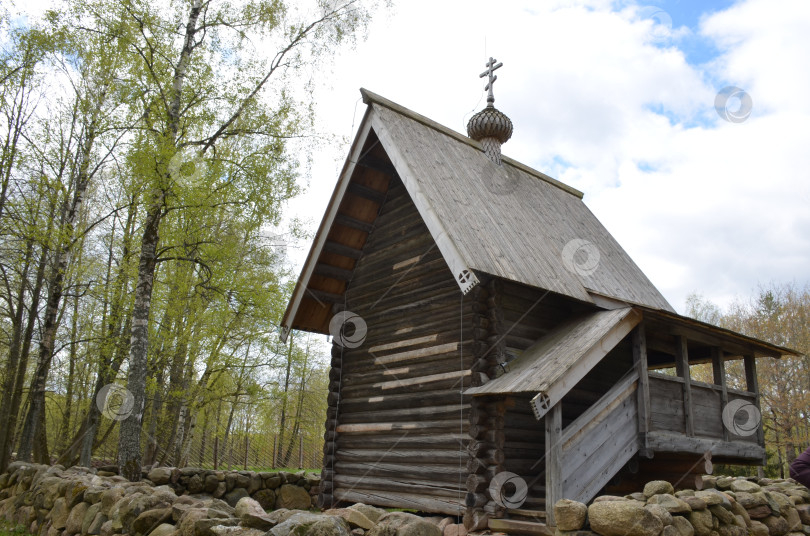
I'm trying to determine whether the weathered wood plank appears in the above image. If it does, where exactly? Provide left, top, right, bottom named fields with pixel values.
left=545, top=403, right=562, bottom=525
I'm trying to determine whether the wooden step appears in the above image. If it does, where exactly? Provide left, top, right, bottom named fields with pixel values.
left=488, top=518, right=553, bottom=536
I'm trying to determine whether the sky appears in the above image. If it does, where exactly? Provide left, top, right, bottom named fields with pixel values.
left=292, top=0, right=810, bottom=314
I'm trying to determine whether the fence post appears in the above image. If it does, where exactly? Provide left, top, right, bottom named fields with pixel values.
left=299, top=434, right=304, bottom=469
left=272, top=435, right=277, bottom=469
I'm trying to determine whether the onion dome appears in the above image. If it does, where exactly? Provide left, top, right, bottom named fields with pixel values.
left=467, top=57, right=513, bottom=165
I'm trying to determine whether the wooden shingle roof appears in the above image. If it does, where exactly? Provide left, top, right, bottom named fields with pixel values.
left=281, top=90, right=674, bottom=337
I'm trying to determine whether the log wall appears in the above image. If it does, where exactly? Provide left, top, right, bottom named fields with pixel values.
left=321, top=175, right=475, bottom=515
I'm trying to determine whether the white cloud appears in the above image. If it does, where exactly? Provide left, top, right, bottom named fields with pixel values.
left=290, top=0, right=810, bottom=313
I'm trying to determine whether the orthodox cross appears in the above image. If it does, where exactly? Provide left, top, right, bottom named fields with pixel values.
left=479, top=57, right=503, bottom=106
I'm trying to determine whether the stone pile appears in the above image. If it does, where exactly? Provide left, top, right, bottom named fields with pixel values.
left=0, top=462, right=462, bottom=536
left=555, top=476, right=810, bottom=536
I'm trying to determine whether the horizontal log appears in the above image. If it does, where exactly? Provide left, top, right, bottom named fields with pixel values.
left=334, top=488, right=463, bottom=516
left=336, top=432, right=468, bottom=450
left=347, top=181, right=387, bottom=204
left=323, top=240, right=364, bottom=260
left=466, top=492, right=487, bottom=508
left=334, top=213, right=374, bottom=233
left=334, top=461, right=463, bottom=481
left=336, top=448, right=467, bottom=465
left=333, top=474, right=462, bottom=499
left=338, top=403, right=468, bottom=424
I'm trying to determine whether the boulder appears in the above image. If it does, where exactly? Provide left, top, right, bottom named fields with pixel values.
left=682, top=497, right=708, bottom=511
left=645, top=504, right=673, bottom=526
left=688, top=508, right=714, bottom=536
left=188, top=474, right=205, bottom=494
left=587, top=501, right=663, bottom=536
left=224, top=488, right=250, bottom=508
left=367, top=512, right=442, bottom=536
left=194, top=517, right=241, bottom=536
left=176, top=508, right=209, bottom=536
left=269, top=512, right=326, bottom=536
left=133, top=507, right=173, bottom=535
left=234, top=497, right=275, bottom=530
left=661, top=526, right=680, bottom=536
left=326, top=508, right=377, bottom=530
left=148, top=523, right=176, bottom=536
left=645, top=481, right=676, bottom=498
left=204, top=474, right=220, bottom=494
left=274, top=484, right=312, bottom=510
left=348, top=504, right=387, bottom=524
left=307, top=517, right=353, bottom=536
left=86, top=513, right=108, bottom=535
left=210, top=527, right=265, bottom=536
left=761, top=515, right=790, bottom=536
left=709, top=505, right=736, bottom=525
left=554, top=499, right=588, bottom=531
left=671, top=515, right=695, bottom=536
left=148, top=468, right=174, bottom=486
left=263, top=474, right=283, bottom=489
left=251, top=489, right=276, bottom=511
left=51, top=497, right=69, bottom=530
left=443, top=524, right=467, bottom=536
left=65, top=502, right=90, bottom=536
left=82, top=503, right=103, bottom=534
left=730, top=480, right=761, bottom=493
left=785, top=509, right=803, bottom=531
left=648, top=494, right=692, bottom=514
left=695, top=490, right=731, bottom=508
left=749, top=506, right=776, bottom=519
left=796, top=505, right=810, bottom=525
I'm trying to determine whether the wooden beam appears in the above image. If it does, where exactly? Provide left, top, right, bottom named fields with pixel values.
left=711, top=347, right=730, bottom=442
left=347, top=182, right=387, bottom=204
left=488, top=519, right=552, bottom=536
left=313, top=263, right=354, bottom=281
left=357, top=154, right=398, bottom=177
left=646, top=431, right=765, bottom=460
left=744, top=355, right=765, bottom=448
left=334, top=213, right=375, bottom=233
left=307, top=289, right=345, bottom=304
left=632, top=322, right=651, bottom=455
left=323, top=240, right=364, bottom=260
left=545, top=403, right=562, bottom=526
left=675, top=336, right=695, bottom=437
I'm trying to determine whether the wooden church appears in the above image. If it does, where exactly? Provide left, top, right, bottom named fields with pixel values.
left=280, top=61, right=795, bottom=532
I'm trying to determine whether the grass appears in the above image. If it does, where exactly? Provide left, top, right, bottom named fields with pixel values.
left=0, top=520, right=30, bottom=536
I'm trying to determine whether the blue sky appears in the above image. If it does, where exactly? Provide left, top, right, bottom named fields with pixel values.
left=294, top=0, right=810, bottom=314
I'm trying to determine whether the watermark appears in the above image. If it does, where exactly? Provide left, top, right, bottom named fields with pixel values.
left=715, top=86, right=753, bottom=123
left=638, top=6, right=672, bottom=41
left=168, top=147, right=208, bottom=187
left=485, top=170, right=520, bottom=196
left=561, top=238, right=601, bottom=276
left=96, top=384, right=135, bottom=421
left=329, top=310, right=368, bottom=349
left=489, top=471, right=528, bottom=509
left=722, top=399, right=761, bottom=437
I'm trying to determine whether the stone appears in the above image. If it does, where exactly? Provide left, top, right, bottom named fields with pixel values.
left=761, top=515, right=791, bottom=536
left=66, top=482, right=89, bottom=508
left=797, top=505, right=810, bottom=525
left=683, top=497, right=708, bottom=511
left=263, top=475, right=283, bottom=489
left=176, top=508, right=208, bottom=536
left=588, top=501, right=663, bottom=536
left=274, top=484, right=312, bottom=510
left=645, top=504, right=673, bottom=526
left=188, top=474, right=205, bottom=494
left=709, top=505, right=736, bottom=525
left=66, top=502, right=91, bottom=536
left=593, top=496, right=629, bottom=503
left=443, top=524, right=467, bottom=536
left=87, top=513, right=108, bottom=535
left=730, top=480, right=761, bottom=493
left=308, top=517, right=353, bottom=536
left=133, top=507, right=173, bottom=535
left=750, top=522, right=772, bottom=536
left=701, top=477, right=717, bottom=489
left=750, top=506, right=776, bottom=519
left=210, top=527, right=265, bottom=536
left=676, top=490, right=697, bottom=498
left=729, top=501, right=751, bottom=527
left=555, top=499, right=588, bottom=531
left=645, top=481, right=676, bottom=498
left=101, top=487, right=126, bottom=515
left=648, top=494, right=692, bottom=514
left=786, top=509, right=803, bottom=531
left=51, top=497, right=70, bottom=530
left=234, top=497, right=276, bottom=530
left=628, top=493, right=648, bottom=502
left=214, top=482, right=227, bottom=499
left=671, top=515, right=695, bottom=536
left=224, top=488, right=250, bottom=508
left=367, top=512, right=442, bottom=536
left=204, top=474, right=219, bottom=494
left=148, top=468, right=174, bottom=486
left=194, top=517, right=241, bottom=536
left=348, top=504, right=387, bottom=524
left=695, top=490, right=731, bottom=508
left=736, top=492, right=767, bottom=509
left=251, top=489, right=276, bottom=511
left=689, top=509, right=714, bottom=536
left=326, top=508, right=377, bottom=530
left=83, top=503, right=104, bottom=534
left=147, top=523, right=176, bottom=536
left=716, top=477, right=735, bottom=490
left=772, top=493, right=795, bottom=515
left=269, top=512, right=326, bottom=536
left=662, top=526, right=681, bottom=536
left=717, top=524, right=747, bottom=536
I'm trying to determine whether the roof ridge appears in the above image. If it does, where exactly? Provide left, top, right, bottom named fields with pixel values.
left=360, top=88, right=584, bottom=199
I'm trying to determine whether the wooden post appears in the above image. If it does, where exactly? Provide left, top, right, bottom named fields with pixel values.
left=272, top=435, right=277, bottom=469
left=744, top=355, right=765, bottom=447
left=632, top=322, right=651, bottom=455
left=675, top=336, right=694, bottom=437
left=545, top=402, right=562, bottom=526
left=711, top=347, right=729, bottom=441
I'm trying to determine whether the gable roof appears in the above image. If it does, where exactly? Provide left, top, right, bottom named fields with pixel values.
left=281, top=89, right=674, bottom=338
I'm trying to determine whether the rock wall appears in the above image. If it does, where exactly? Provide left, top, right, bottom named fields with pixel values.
left=555, top=477, right=810, bottom=536
left=0, top=462, right=319, bottom=536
